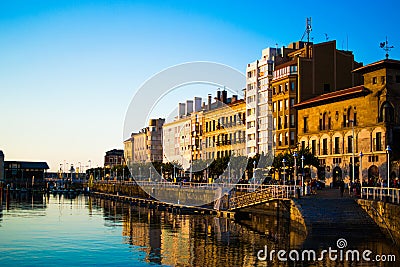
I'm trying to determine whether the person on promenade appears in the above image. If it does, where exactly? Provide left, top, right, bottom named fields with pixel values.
left=339, top=179, right=345, bottom=197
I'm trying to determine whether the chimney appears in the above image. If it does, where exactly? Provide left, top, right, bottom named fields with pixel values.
left=207, top=94, right=212, bottom=111
left=194, top=97, right=202, bottom=112
left=178, top=103, right=186, bottom=118
left=222, top=90, right=227, bottom=104
left=186, top=100, right=193, bottom=115
left=232, top=95, right=237, bottom=103
left=217, top=90, right=221, bottom=102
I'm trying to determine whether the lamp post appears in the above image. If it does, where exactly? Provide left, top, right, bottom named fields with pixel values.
left=293, top=152, right=298, bottom=187
left=348, top=119, right=356, bottom=184
left=161, top=166, right=163, bottom=181
left=359, top=152, right=364, bottom=184
left=386, top=145, right=391, bottom=193
left=228, top=162, right=231, bottom=185
left=253, top=160, right=256, bottom=191
left=301, top=155, right=305, bottom=195
left=282, top=158, right=286, bottom=185
left=149, top=167, right=152, bottom=182
left=190, top=160, right=193, bottom=182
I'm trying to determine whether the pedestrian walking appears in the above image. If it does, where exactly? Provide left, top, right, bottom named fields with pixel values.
left=339, top=179, right=345, bottom=197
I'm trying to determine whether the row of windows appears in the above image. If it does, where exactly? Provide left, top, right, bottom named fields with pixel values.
left=372, top=75, right=400, bottom=85
left=204, top=131, right=245, bottom=148
left=300, top=132, right=383, bottom=156
left=273, top=98, right=295, bottom=112
left=272, top=81, right=296, bottom=95
left=273, top=65, right=298, bottom=80
left=275, top=131, right=296, bottom=147
left=205, top=113, right=245, bottom=132
left=274, top=114, right=296, bottom=130
left=303, top=107, right=357, bottom=133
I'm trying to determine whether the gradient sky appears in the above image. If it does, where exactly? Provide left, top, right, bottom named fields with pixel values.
left=1, top=0, right=399, bottom=172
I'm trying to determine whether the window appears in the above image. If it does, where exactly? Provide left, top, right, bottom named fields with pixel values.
left=380, top=102, right=394, bottom=122
left=311, top=140, right=316, bottom=155
left=279, top=85, right=282, bottom=93
left=278, top=101, right=282, bottom=111
left=290, top=81, right=295, bottom=91
left=372, top=77, right=377, bottom=84
left=303, top=117, right=308, bottom=133
left=273, top=102, right=276, bottom=112
left=301, top=141, right=306, bottom=149
left=375, top=132, right=382, bottom=151
left=290, top=98, right=295, bottom=107
left=285, top=115, right=288, bottom=128
left=334, top=137, right=340, bottom=154
left=322, top=139, right=328, bottom=155
left=290, top=131, right=295, bottom=145
left=381, top=76, right=385, bottom=84
left=279, top=133, right=282, bottom=146
left=290, top=114, right=295, bottom=127
left=348, top=135, right=353, bottom=153
left=285, top=99, right=289, bottom=110
left=285, top=132, right=288, bottom=145
left=285, top=83, right=288, bottom=91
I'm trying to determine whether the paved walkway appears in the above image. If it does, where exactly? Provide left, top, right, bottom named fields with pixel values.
left=294, top=188, right=387, bottom=248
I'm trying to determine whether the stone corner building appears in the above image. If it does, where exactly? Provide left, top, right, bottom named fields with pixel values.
left=295, top=59, right=400, bottom=186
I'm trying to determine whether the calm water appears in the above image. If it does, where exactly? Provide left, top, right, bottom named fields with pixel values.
left=0, top=193, right=398, bottom=266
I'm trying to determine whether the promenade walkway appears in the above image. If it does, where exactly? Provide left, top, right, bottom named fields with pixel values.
left=294, top=188, right=387, bottom=248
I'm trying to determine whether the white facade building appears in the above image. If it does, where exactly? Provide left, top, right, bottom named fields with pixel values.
left=245, top=47, right=279, bottom=157
left=162, top=117, right=192, bottom=170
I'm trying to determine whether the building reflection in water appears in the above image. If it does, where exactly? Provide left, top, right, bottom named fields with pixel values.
left=92, top=198, right=308, bottom=266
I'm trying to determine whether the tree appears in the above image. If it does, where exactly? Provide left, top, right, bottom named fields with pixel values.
left=272, top=147, right=319, bottom=180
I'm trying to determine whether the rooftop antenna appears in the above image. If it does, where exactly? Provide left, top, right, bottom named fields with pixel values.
left=300, top=17, right=312, bottom=58
left=301, top=17, right=312, bottom=43
left=380, top=36, right=394, bottom=59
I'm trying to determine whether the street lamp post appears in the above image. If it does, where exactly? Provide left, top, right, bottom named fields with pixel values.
left=161, top=166, right=163, bottom=181
left=301, top=155, right=305, bottom=195
left=386, top=145, right=391, bottom=194
left=149, top=167, right=152, bottom=182
left=228, top=162, right=231, bottom=185
left=359, top=151, right=364, bottom=184
left=348, top=119, right=356, bottom=184
left=253, top=160, right=256, bottom=191
left=282, top=158, right=286, bottom=185
left=293, top=152, right=298, bottom=187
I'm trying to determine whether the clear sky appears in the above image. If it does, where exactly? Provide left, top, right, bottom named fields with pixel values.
left=1, top=0, right=399, bottom=172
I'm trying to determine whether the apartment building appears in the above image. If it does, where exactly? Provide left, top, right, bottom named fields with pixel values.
left=245, top=47, right=279, bottom=157
left=271, top=40, right=363, bottom=154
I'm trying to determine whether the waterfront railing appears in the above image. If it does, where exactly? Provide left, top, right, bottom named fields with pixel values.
left=361, top=187, right=400, bottom=204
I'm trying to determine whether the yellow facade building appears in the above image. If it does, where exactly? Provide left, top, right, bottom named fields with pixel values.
left=295, top=59, right=400, bottom=186
left=203, top=98, right=246, bottom=160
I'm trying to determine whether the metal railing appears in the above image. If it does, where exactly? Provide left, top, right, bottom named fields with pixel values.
left=229, top=185, right=299, bottom=210
left=361, top=187, right=400, bottom=204
left=93, top=181, right=299, bottom=194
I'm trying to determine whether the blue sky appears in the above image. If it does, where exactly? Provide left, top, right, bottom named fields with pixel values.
left=0, top=0, right=399, bottom=171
